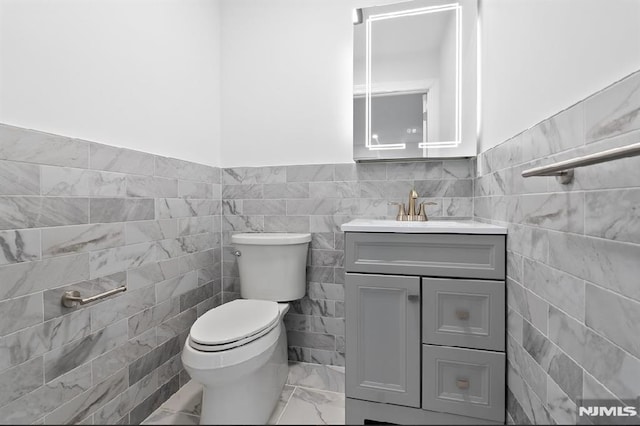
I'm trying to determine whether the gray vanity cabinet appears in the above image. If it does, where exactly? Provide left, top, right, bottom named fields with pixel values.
left=344, top=231, right=506, bottom=425
left=345, top=273, right=421, bottom=408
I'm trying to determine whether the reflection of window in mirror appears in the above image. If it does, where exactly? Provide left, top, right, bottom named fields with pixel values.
left=353, top=0, right=478, bottom=161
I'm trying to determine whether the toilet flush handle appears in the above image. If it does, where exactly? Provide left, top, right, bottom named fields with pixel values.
left=233, top=250, right=241, bottom=257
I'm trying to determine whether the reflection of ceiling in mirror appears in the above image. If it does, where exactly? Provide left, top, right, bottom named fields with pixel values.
left=353, top=7, right=456, bottom=60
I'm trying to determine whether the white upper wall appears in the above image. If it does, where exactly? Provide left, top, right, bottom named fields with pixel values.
left=480, top=0, right=640, bottom=152
left=220, top=0, right=384, bottom=168
left=0, top=0, right=222, bottom=166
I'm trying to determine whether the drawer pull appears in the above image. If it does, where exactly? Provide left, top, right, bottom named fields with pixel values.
left=408, top=294, right=420, bottom=302
left=455, top=309, right=470, bottom=320
left=456, top=378, right=470, bottom=390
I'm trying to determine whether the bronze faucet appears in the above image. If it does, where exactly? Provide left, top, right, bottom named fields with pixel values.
left=388, top=189, right=437, bottom=221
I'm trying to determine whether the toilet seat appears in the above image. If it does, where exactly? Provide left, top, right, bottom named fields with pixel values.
left=189, top=299, right=280, bottom=352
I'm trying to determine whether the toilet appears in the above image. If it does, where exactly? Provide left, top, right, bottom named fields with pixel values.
left=181, top=232, right=311, bottom=425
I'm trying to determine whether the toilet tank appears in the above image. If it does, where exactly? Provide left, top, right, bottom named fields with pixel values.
left=231, top=233, right=311, bottom=302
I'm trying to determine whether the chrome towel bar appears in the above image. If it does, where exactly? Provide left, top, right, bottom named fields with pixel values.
left=61, top=286, right=127, bottom=308
left=521, top=141, right=640, bottom=184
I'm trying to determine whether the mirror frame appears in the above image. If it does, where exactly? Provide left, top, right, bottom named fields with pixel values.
left=353, top=0, right=478, bottom=161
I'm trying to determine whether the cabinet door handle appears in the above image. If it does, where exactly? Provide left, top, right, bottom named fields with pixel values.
left=408, top=294, right=420, bottom=302
left=456, top=378, right=470, bottom=390
left=455, top=309, right=470, bottom=320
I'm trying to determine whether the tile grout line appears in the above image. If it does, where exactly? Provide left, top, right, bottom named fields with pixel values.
left=274, top=385, right=298, bottom=425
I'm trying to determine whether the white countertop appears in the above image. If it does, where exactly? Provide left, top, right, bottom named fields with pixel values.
left=340, top=219, right=507, bottom=235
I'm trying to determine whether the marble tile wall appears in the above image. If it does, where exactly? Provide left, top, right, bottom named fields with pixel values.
left=221, top=159, right=475, bottom=366
left=475, top=70, right=640, bottom=425
left=0, top=124, right=222, bottom=424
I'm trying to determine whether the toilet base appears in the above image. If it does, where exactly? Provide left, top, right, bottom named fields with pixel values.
left=198, top=324, right=288, bottom=425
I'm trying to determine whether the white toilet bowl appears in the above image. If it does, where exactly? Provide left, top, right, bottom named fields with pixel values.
left=181, top=233, right=311, bottom=425
left=182, top=301, right=290, bottom=424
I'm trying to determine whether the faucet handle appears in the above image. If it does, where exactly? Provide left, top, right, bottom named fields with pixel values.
left=416, top=201, right=437, bottom=221
left=388, top=202, right=408, bottom=221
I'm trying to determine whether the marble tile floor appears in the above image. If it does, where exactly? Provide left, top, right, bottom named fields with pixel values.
left=141, top=362, right=346, bottom=425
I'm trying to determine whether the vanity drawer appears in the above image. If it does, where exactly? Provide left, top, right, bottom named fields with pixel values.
left=422, top=278, right=505, bottom=351
left=344, top=233, right=505, bottom=280
left=422, top=345, right=505, bottom=423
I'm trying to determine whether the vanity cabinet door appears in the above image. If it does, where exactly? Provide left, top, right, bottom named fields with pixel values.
left=345, top=273, right=421, bottom=408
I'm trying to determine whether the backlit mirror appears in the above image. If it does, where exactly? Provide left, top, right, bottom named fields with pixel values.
left=353, top=0, right=478, bottom=161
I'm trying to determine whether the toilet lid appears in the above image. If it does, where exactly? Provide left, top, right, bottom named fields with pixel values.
left=189, top=299, right=280, bottom=347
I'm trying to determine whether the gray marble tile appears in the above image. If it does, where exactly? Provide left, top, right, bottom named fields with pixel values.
left=523, top=258, right=585, bottom=321
left=156, top=198, right=219, bottom=219
left=95, top=368, right=159, bottom=424
left=516, top=192, right=584, bottom=233
left=222, top=183, right=263, bottom=200
left=507, top=278, right=548, bottom=334
left=287, top=331, right=335, bottom=351
left=178, top=216, right=216, bottom=238
left=0, top=364, right=92, bottom=425
left=310, top=249, right=343, bottom=268
left=159, top=379, right=202, bottom=416
left=89, top=241, right=155, bottom=278
left=0, top=292, right=43, bottom=337
left=585, top=70, right=640, bottom=143
left=126, top=220, right=178, bottom=244
left=585, top=283, right=640, bottom=360
left=585, top=189, right=640, bottom=244
left=0, top=252, right=89, bottom=300
left=42, top=223, right=124, bottom=258
left=243, top=199, right=286, bottom=216
left=508, top=308, right=524, bottom=344
left=413, top=179, right=473, bottom=197
left=222, top=199, right=242, bottom=215
left=507, top=224, right=549, bottom=262
left=179, top=283, right=214, bottom=312
left=443, top=197, right=473, bottom=217
left=522, top=104, right=584, bottom=162
left=126, top=175, right=178, bottom=198
left=286, top=362, right=345, bottom=393
left=0, top=356, right=43, bottom=408
left=309, top=349, right=346, bottom=367
left=548, top=232, right=640, bottom=302
left=128, top=298, right=181, bottom=338
left=355, top=163, right=386, bottom=181
left=507, top=388, right=533, bottom=425
left=359, top=180, right=414, bottom=199
left=141, top=409, right=199, bottom=425
left=549, top=306, right=640, bottom=401
left=223, top=166, right=286, bottom=185
left=0, top=229, right=40, bottom=266
left=0, top=196, right=89, bottom=230
left=155, top=271, right=198, bottom=303
left=286, top=199, right=335, bottom=216
left=157, top=308, right=196, bottom=345
left=178, top=180, right=213, bottom=199
left=92, top=328, right=157, bottom=383
left=0, top=124, right=89, bottom=168
left=507, top=334, right=548, bottom=401
left=490, top=136, right=522, bottom=172
left=90, top=198, right=154, bottom=223
left=90, top=286, right=156, bottom=331
left=41, top=166, right=126, bottom=197
left=44, top=319, right=128, bottom=382
left=155, top=156, right=218, bottom=184
left=0, top=159, right=40, bottom=195
left=333, top=164, right=356, bottom=181
left=44, top=367, right=128, bottom=425
left=547, top=376, right=577, bottom=425
left=507, top=363, right=555, bottom=425
left=286, top=164, right=334, bottom=182
left=263, top=182, right=309, bottom=199
left=129, top=336, right=182, bottom=386
left=309, top=182, right=360, bottom=199
left=222, top=214, right=264, bottom=233
left=278, top=387, right=344, bottom=425
left=254, top=212, right=309, bottom=233
left=523, top=320, right=583, bottom=402
left=307, top=283, right=344, bottom=302
left=386, top=161, right=442, bottom=180
left=90, top=143, right=154, bottom=175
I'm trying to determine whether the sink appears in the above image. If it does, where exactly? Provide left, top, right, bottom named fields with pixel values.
left=340, top=219, right=507, bottom=234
